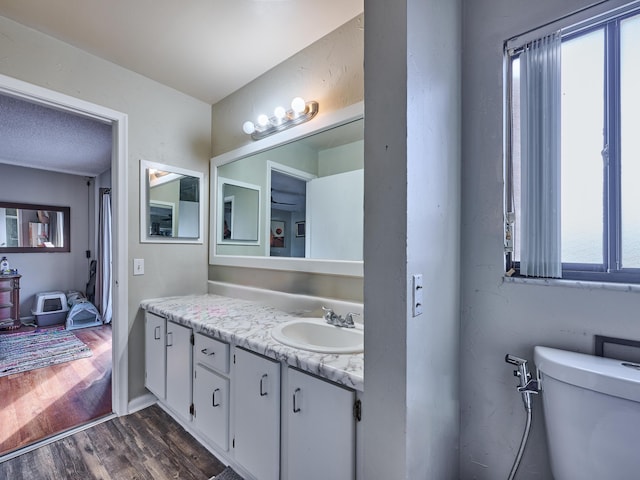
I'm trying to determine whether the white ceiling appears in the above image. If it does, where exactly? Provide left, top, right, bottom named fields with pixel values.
left=0, top=0, right=363, bottom=177
left=0, top=0, right=363, bottom=104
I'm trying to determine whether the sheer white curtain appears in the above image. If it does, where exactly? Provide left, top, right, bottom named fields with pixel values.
left=96, top=189, right=112, bottom=324
left=519, top=32, right=562, bottom=278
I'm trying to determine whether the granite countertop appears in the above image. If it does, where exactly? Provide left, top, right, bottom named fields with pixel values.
left=140, top=294, right=364, bottom=391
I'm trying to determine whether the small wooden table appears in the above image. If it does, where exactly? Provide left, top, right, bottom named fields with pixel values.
left=0, top=273, right=21, bottom=330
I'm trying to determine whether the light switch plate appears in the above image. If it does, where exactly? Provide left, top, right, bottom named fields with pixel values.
left=412, top=274, right=423, bottom=317
left=133, top=258, right=144, bottom=276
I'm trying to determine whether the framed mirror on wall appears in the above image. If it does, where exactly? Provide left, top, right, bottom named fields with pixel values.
left=140, top=160, right=205, bottom=244
left=210, top=101, right=364, bottom=277
left=0, top=202, right=70, bottom=253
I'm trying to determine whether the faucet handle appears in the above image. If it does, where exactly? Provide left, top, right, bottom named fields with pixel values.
left=344, top=312, right=360, bottom=327
left=322, top=306, right=336, bottom=322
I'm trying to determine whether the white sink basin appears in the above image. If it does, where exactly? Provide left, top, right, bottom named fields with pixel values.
left=271, top=318, right=363, bottom=354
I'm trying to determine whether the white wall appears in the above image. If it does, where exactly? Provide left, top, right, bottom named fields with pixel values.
left=461, top=0, right=639, bottom=478
left=0, top=164, right=92, bottom=315
left=0, top=15, right=211, bottom=402
left=364, top=0, right=461, bottom=478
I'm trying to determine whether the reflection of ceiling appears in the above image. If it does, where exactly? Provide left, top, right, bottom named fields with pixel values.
left=298, top=119, right=364, bottom=151
left=0, top=93, right=112, bottom=176
left=271, top=170, right=306, bottom=213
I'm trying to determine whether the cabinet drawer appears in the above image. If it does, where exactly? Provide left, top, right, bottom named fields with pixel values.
left=195, top=333, right=229, bottom=373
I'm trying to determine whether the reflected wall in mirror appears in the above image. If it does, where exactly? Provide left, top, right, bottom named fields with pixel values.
left=140, top=160, right=205, bottom=243
left=211, top=102, right=364, bottom=276
left=0, top=202, right=70, bottom=253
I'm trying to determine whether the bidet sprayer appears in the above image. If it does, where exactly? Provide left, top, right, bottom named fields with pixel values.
left=505, top=354, right=540, bottom=411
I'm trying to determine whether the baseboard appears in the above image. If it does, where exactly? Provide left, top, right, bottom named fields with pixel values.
left=127, top=392, right=157, bottom=414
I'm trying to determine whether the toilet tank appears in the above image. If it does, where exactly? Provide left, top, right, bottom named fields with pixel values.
left=534, top=346, right=640, bottom=480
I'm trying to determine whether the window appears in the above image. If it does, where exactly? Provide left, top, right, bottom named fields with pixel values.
left=506, top=7, right=640, bottom=283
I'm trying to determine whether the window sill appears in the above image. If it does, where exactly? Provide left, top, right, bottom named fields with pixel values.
left=502, top=275, right=640, bottom=294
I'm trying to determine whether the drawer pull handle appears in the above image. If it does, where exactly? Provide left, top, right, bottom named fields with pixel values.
left=293, top=388, right=301, bottom=413
left=201, top=348, right=215, bottom=357
left=154, top=326, right=161, bottom=340
left=260, top=374, right=268, bottom=397
left=166, top=332, right=173, bottom=347
left=212, top=388, right=221, bottom=407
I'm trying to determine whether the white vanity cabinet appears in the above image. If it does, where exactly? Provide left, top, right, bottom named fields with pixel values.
left=284, top=367, right=356, bottom=480
left=144, top=312, right=193, bottom=424
left=144, top=311, right=166, bottom=399
left=143, top=305, right=362, bottom=480
left=193, top=333, right=230, bottom=451
left=233, top=348, right=281, bottom=480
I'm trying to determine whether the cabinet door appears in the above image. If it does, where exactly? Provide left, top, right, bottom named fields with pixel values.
left=144, top=312, right=166, bottom=399
left=194, top=364, right=229, bottom=451
left=286, top=368, right=356, bottom=480
left=234, top=348, right=280, bottom=480
left=166, top=321, right=192, bottom=423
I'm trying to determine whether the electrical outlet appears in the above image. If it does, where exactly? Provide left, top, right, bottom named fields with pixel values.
left=412, top=274, right=423, bottom=317
left=133, top=258, right=144, bottom=276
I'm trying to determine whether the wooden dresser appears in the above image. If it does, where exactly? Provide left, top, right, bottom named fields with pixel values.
left=0, top=274, right=21, bottom=330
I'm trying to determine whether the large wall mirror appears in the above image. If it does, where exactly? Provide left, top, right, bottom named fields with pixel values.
left=140, top=160, right=205, bottom=243
left=0, top=202, right=70, bottom=253
left=210, top=102, right=363, bottom=276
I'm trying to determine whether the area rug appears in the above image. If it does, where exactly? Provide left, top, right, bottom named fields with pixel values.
left=0, top=327, right=92, bottom=377
left=209, top=466, right=244, bottom=480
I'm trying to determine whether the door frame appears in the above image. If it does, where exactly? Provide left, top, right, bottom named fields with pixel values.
left=0, top=73, right=129, bottom=416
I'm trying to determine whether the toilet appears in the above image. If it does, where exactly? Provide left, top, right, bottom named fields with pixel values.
left=534, top=346, right=640, bottom=480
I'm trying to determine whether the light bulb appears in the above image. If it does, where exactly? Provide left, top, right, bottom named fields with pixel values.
left=242, top=121, right=255, bottom=135
left=257, top=114, right=270, bottom=127
left=274, top=106, right=286, bottom=120
left=291, top=97, right=306, bottom=115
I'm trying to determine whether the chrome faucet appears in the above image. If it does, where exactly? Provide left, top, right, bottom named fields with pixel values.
left=322, top=307, right=358, bottom=328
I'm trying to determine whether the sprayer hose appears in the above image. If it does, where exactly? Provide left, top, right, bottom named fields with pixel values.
left=508, top=407, right=532, bottom=480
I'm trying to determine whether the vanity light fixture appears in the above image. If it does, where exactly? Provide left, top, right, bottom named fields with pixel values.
left=242, top=97, right=319, bottom=141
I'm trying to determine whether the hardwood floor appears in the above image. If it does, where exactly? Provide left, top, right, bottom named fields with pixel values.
left=0, top=404, right=227, bottom=479
left=0, top=325, right=112, bottom=456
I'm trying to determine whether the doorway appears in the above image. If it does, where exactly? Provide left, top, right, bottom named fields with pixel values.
left=267, top=163, right=316, bottom=258
left=0, top=74, right=128, bottom=459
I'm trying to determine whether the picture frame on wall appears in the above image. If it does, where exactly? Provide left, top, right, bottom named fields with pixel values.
left=270, top=220, right=285, bottom=248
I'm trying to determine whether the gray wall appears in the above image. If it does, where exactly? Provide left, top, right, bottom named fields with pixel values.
left=0, top=163, right=92, bottom=315
left=212, top=14, right=365, bottom=157
left=0, top=15, right=212, bottom=402
left=461, top=0, right=639, bottom=478
left=364, top=0, right=461, bottom=478
left=209, top=14, right=365, bottom=302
